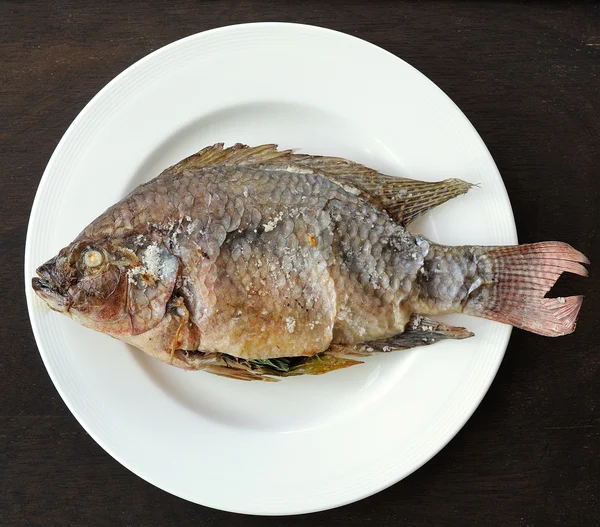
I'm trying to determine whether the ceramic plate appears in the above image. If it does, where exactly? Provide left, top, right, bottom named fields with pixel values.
left=25, top=23, right=517, bottom=515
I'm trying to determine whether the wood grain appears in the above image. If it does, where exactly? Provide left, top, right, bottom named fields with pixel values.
left=1, top=1, right=598, bottom=525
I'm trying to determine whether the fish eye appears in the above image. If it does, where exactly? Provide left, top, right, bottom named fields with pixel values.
left=83, top=249, right=104, bottom=268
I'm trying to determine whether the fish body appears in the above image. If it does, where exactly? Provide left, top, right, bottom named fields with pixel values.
left=33, top=144, right=588, bottom=379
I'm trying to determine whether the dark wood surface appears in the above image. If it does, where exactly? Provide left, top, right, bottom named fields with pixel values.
left=1, top=1, right=599, bottom=525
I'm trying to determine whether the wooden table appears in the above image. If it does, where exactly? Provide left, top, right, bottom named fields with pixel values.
left=2, top=2, right=598, bottom=525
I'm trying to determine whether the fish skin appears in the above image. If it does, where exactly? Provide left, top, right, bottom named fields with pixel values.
left=32, top=143, right=588, bottom=377
left=90, top=159, right=423, bottom=358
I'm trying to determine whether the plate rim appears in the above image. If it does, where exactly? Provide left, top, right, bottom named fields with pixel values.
left=25, top=21, right=517, bottom=515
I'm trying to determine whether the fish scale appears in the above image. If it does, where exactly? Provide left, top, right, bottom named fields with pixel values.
left=125, top=163, right=425, bottom=358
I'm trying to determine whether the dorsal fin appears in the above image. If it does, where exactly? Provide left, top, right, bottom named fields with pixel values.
left=171, top=143, right=295, bottom=172
left=289, top=152, right=474, bottom=226
left=172, top=143, right=473, bottom=226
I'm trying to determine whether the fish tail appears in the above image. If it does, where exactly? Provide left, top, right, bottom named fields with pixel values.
left=413, top=242, right=589, bottom=336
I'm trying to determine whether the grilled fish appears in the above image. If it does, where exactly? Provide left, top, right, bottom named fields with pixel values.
left=32, top=144, right=589, bottom=380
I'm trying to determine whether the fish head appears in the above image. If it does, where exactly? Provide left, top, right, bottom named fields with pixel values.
left=33, top=239, right=128, bottom=324
left=32, top=237, right=178, bottom=336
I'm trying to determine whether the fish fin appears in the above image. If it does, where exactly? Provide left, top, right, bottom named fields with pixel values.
left=462, top=242, right=589, bottom=336
left=274, top=353, right=363, bottom=377
left=175, top=350, right=279, bottom=381
left=172, top=143, right=473, bottom=225
left=367, top=316, right=474, bottom=351
left=289, top=156, right=474, bottom=226
left=174, top=350, right=361, bottom=380
left=369, top=177, right=474, bottom=226
left=332, top=315, right=474, bottom=356
left=171, top=143, right=296, bottom=172
left=247, top=354, right=362, bottom=377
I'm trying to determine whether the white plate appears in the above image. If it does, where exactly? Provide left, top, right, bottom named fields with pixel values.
left=25, top=23, right=517, bottom=515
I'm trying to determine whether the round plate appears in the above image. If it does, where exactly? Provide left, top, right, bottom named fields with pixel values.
left=25, top=23, right=517, bottom=515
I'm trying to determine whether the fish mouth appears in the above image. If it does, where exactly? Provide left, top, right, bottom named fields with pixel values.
left=32, top=266, right=72, bottom=313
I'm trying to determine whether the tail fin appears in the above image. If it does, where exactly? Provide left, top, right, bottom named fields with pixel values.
left=463, top=242, right=589, bottom=336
